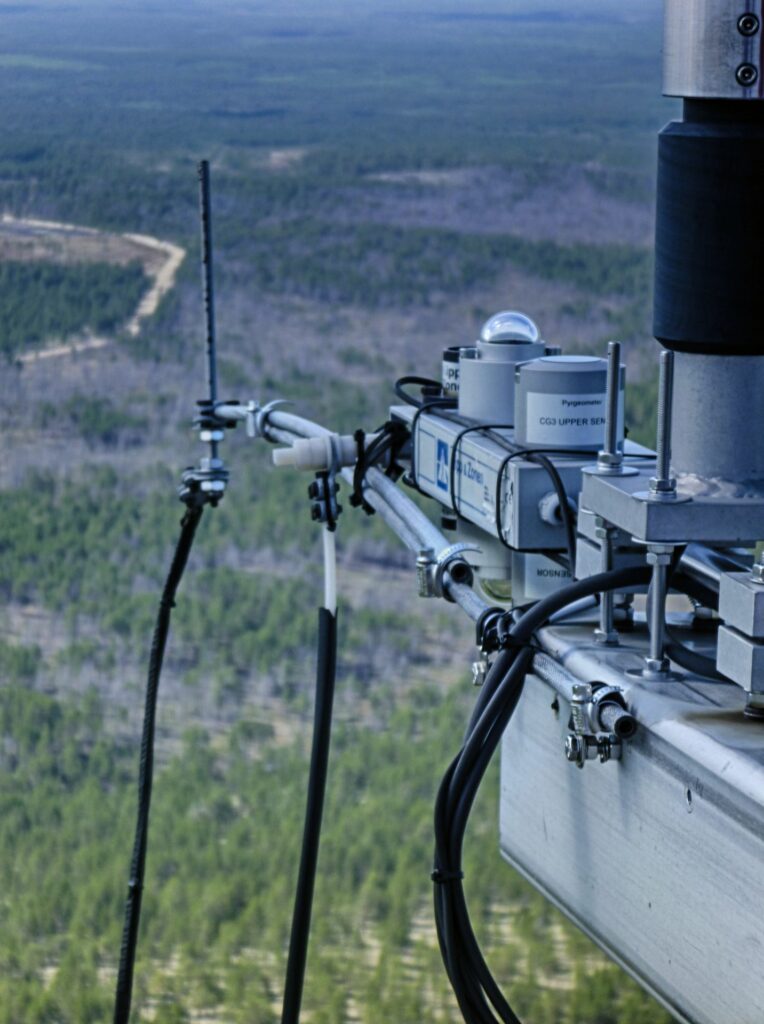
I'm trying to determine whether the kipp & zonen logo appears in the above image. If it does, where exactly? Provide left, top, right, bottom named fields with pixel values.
left=436, top=440, right=449, bottom=491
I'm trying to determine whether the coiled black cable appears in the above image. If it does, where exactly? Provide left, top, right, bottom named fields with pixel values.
left=350, top=421, right=408, bottom=514
left=494, top=448, right=577, bottom=570
left=394, top=375, right=451, bottom=408
left=433, top=563, right=652, bottom=1024
left=113, top=503, right=204, bottom=1024
left=665, top=626, right=726, bottom=681
left=449, top=424, right=513, bottom=521
left=280, top=607, right=338, bottom=1024
left=663, top=550, right=726, bottom=682
left=404, top=405, right=579, bottom=567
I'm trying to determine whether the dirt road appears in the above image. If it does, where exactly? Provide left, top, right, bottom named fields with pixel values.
left=0, top=214, right=186, bottom=362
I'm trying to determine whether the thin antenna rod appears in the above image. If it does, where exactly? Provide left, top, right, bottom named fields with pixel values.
left=198, top=159, right=218, bottom=409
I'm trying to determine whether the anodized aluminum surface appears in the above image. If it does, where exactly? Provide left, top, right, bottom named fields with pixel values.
left=664, top=0, right=764, bottom=99
left=499, top=623, right=764, bottom=1024
left=581, top=469, right=764, bottom=544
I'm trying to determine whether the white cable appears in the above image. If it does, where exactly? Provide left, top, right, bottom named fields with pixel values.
left=322, top=526, right=337, bottom=615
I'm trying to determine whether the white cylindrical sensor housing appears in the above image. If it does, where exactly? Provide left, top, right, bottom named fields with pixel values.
left=514, top=355, right=622, bottom=451
left=458, top=311, right=546, bottom=423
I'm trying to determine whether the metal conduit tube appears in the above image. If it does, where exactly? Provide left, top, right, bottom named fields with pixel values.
left=364, top=467, right=447, bottom=553
left=262, top=421, right=437, bottom=555
left=446, top=580, right=491, bottom=622
left=350, top=469, right=491, bottom=619
left=262, top=411, right=453, bottom=553
left=340, top=470, right=423, bottom=554
left=268, top=410, right=331, bottom=440
left=531, top=648, right=637, bottom=738
left=531, top=649, right=588, bottom=704
left=265, top=424, right=426, bottom=552
left=260, top=412, right=487, bottom=617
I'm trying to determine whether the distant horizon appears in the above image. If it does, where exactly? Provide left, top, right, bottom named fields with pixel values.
left=0, top=0, right=663, bottom=14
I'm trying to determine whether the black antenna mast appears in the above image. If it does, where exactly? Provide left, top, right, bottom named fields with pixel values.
left=198, top=159, right=219, bottom=438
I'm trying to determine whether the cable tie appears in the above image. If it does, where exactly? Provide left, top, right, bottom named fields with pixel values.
left=476, top=606, right=504, bottom=652
left=500, top=634, right=530, bottom=652
left=382, top=420, right=409, bottom=479
left=349, top=429, right=375, bottom=515
left=431, top=867, right=465, bottom=885
left=496, top=614, right=537, bottom=652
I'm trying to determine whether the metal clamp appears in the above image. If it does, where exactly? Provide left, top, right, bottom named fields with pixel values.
left=178, top=457, right=230, bottom=508
left=244, top=400, right=259, bottom=438
left=417, top=542, right=477, bottom=600
left=253, top=399, right=291, bottom=439
left=307, top=472, right=341, bottom=531
left=564, top=681, right=637, bottom=769
left=471, top=658, right=491, bottom=687
left=307, top=435, right=344, bottom=531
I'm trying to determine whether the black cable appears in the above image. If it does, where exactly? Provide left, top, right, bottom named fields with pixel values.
left=405, top=405, right=589, bottom=555
left=351, top=421, right=409, bottom=514
left=280, top=607, right=338, bottom=1024
left=409, top=400, right=461, bottom=489
left=394, top=375, right=451, bottom=408
left=448, top=424, right=513, bottom=521
left=664, top=626, right=727, bottom=681
left=400, top=399, right=579, bottom=565
left=494, top=448, right=577, bottom=569
left=526, top=452, right=577, bottom=570
left=113, top=503, right=204, bottom=1024
left=433, top=563, right=652, bottom=1024
left=662, top=549, right=726, bottom=681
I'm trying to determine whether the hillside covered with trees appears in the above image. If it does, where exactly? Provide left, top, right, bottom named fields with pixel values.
left=0, top=1, right=672, bottom=1021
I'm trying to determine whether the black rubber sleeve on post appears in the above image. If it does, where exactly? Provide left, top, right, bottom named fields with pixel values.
left=113, top=504, right=204, bottom=1024
left=280, top=607, right=338, bottom=1024
left=654, top=101, right=764, bottom=355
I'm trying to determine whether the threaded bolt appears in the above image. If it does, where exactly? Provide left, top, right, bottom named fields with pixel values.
left=650, top=350, right=677, bottom=496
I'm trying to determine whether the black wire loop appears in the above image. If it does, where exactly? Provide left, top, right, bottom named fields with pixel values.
left=449, top=423, right=512, bottom=520
left=351, top=421, right=409, bottom=515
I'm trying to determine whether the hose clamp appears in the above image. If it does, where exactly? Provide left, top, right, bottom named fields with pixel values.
left=435, top=543, right=478, bottom=600
left=253, top=399, right=291, bottom=439
left=564, top=682, right=632, bottom=769
left=417, top=542, right=477, bottom=599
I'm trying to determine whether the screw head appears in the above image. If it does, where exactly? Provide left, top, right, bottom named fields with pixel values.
left=736, top=62, right=759, bottom=86
left=738, top=13, right=760, bottom=36
left=564, top=735, right=582, bottom=762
